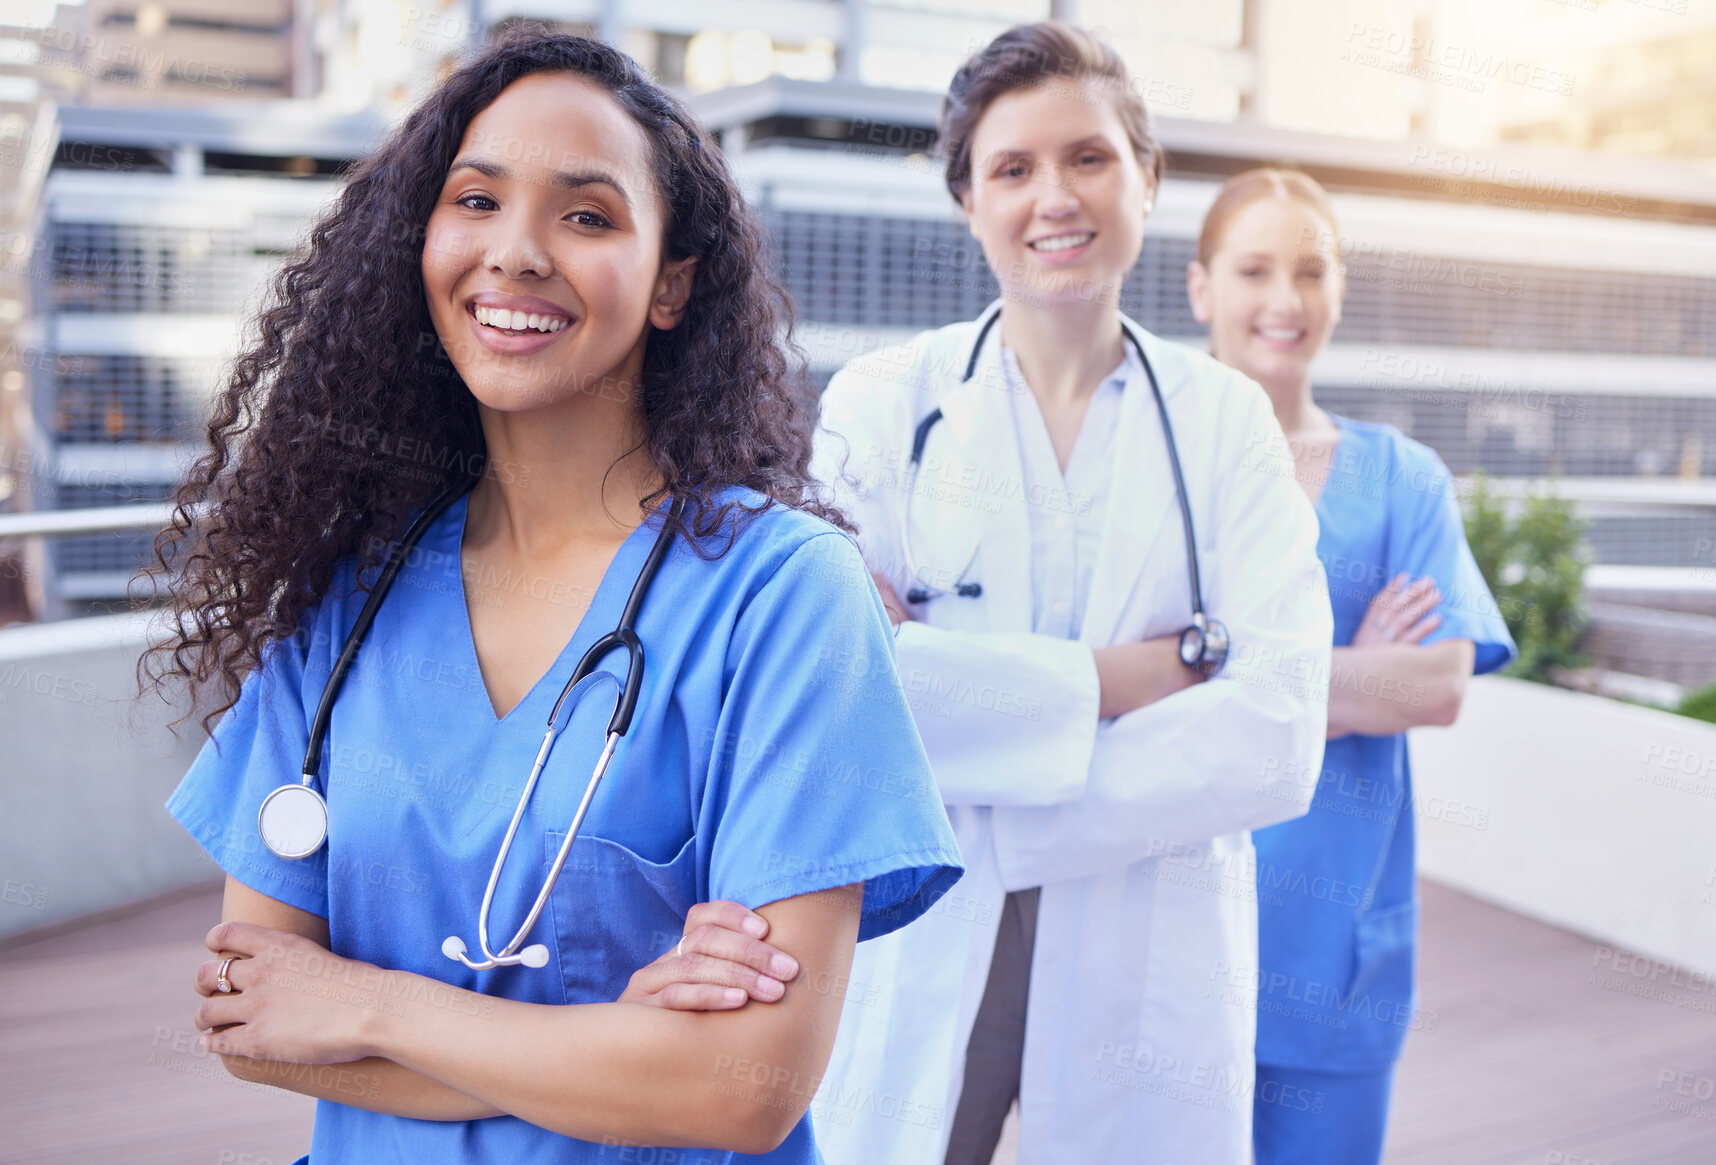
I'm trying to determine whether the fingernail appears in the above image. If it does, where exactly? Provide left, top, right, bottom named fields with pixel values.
left=724, top=988, right=747, bottom=1005
left=770, top=954, right=798, bottom=978
left=758, top=976, right=784, bottom=997
left=742, top=916, right=767, bottom=937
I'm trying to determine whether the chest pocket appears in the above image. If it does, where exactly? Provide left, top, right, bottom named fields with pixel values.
left=541, top=830, right=698, bottom=1005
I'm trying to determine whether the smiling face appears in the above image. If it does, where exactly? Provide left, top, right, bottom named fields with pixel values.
left=1187, top=195, right=1344, bottom=394
left=419, top=72, right=695, bottom=415
left=960, top=78, right=1155, bottom=309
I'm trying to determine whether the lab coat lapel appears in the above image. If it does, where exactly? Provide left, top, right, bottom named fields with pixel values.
left=1081, top=325, right=1187, bottom=648
left=929, top=348, right=1034, bottom=634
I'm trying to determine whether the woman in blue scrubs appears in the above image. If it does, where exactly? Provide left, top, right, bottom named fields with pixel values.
left=1187, top=169, right=1516, bottom=1164
left=147, top=29, right=961, bottom=1163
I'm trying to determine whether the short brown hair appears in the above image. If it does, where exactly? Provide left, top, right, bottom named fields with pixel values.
left=938, top=22, right=1165, bottom=203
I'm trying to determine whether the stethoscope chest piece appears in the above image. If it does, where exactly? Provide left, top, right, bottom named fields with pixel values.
left=258, top=782, right=330, bottom=860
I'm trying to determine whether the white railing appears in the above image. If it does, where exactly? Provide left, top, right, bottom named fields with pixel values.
left=3, top=483, right=1715, bottom=599
left=0, top=503, right=178, bottom=540
left=1462, top=477, right=1716, bottom=596
left=1474, top=477, right=1716, bottom=509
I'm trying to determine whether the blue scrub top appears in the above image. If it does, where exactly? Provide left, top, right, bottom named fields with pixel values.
left=1253, top=416, right=1514, bottom=1073
left=166, top=486, right=965, bottom=1164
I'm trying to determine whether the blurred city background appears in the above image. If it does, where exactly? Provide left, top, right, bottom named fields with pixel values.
left=3, top=0, right=1716, bottom=1162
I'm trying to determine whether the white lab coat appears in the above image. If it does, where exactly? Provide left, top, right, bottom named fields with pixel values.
left=806, top=305, right=1331, bottom=1164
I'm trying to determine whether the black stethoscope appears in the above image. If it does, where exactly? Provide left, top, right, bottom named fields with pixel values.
left=255, top=479, right=684, bottom=970
left=900, top=305, right=1229, bottom=677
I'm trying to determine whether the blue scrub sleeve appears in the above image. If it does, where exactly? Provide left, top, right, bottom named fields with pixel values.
left=1392, top=440, right=1517, bottom=675
left=704, top=532, right=963, bottom=941
left=164, top=621, right=334, bottom=919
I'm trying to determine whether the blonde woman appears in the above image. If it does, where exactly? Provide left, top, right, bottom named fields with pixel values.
left=1188, top=168, right=1516, bottom=1164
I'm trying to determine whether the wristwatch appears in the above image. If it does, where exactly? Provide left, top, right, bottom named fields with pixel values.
left=1178, top=612, right=1230, bottom=678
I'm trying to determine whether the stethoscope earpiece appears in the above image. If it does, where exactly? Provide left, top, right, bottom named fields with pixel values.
left=442, top=934, right=548, bottom=969
left=903, top=581, right=978, bottom=603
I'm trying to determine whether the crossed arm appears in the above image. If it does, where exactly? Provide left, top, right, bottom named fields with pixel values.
left=197, top=875, right=860, bottom=1153
left=520, top=588, right=1475, bottom=1048
left=871, top=573, right=1202, bottom=723
left=881, top=569, right=1474, bottom=739
left=1326, top=573, right=1476, bottom=739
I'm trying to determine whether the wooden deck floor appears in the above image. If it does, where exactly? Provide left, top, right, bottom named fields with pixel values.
left=3, top=879, right=1715, bottom=1163
left=0, top=883, right=315, bottom=1165
left=1385, top=883, right=1716, bottom=1165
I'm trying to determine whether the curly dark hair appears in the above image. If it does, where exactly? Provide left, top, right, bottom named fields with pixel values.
left=143, top=27, right=841, bottom=729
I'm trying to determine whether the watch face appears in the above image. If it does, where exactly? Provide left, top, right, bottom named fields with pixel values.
left=1200, top=619, right=1230, bottom=677
left=1180, top=625, right=1203, bottom=665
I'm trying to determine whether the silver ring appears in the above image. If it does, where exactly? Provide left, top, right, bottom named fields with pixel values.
left=215, top=955, right=237, bottom=994
left=676, top=936, right=687, bottom=959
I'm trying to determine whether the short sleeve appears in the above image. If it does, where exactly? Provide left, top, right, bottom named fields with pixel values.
left=164, top=623, right=332, bottom=918
left=704, top=532, right=964, bottom=942
left=1390, top=439, right=1518, bottom=676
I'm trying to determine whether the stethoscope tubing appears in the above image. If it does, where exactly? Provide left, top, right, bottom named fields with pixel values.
left=453, top=695, right=623, bottom=971
left=902, top=304, right=1210, bottom=621
left=267, top=476, right=685, bottom=975
left=452, top=494, right=686, bottom=970
left=299, top=481, right=474, bottom=788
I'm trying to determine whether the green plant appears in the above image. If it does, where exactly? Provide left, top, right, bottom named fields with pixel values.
left=1678, top=682, right=1716, bottom=725
left=1462, top=474, right=1589, bottom=684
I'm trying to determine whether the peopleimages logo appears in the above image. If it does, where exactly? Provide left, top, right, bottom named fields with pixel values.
left=1408, top=146, right=1637, bottom=216
left=1344, top=24, right=1576, bottom=95
left=22, top=26, right=248, bottom=92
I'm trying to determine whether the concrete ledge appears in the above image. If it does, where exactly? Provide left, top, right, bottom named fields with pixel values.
left=0, top=612, right=214, bottom=941
left=1412, top=675, right=1716, bottom=978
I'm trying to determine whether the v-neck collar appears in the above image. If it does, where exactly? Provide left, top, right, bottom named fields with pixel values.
left=445, top=492, right=665, bottom=727
left=999, top=344, right=1129, bottom=483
